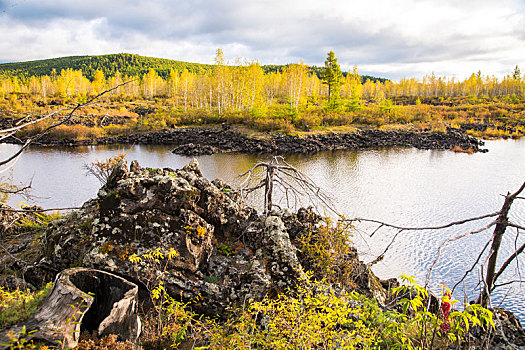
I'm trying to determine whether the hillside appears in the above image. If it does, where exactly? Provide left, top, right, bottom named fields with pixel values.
left=0, top=53, right=214, bottom=80
left=0, top=53, right=386, bottom=82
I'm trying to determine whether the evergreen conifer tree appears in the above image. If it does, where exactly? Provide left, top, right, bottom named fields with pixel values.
left=321, top=51, right=343, bottom=104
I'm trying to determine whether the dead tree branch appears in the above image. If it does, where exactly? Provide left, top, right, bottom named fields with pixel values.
left=425, top=221, right=497, bottom=287
left=0, top=207, right=80, bottom=213
left=239, top=155, right=525, bottom=308
left=493, top=280, right=524, bottom=288
left=492, top=242, right=525, bottom=289
left=478, top=179, right=525, bottom=305
left=349, top=211, right=500, bottom=232
left=239, top=156, right=338, bottom=215
left=451, top=238, right=492, bottom=294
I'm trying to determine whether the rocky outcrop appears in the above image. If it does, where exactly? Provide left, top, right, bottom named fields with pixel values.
left=11, top=159, right=383, bottom=320
left=2, top=127, right=486, bottom=154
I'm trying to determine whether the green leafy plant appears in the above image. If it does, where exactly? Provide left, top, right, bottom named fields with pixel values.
left=377, top=274, right=495, bottom=349
left=205, top=274, right=380, bottom=349
left=216, top=244, right=233, bottom=256
left=16, top=211, right=62, bottom=231
left=297, top=217, right=356, bottom=285
left=2, top=326, right=38, bottom=349
left=0, top=282, right=53, bottom=330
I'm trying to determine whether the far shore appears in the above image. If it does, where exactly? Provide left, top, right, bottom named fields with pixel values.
left=1, top=125, right=487, bottom=156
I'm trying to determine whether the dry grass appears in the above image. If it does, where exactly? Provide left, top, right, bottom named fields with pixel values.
left=450, top=145, right=475, bottom=154
left=48, top=125, right=104, bottom=140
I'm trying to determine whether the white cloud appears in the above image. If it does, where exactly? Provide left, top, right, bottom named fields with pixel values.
left=0, top=0, right=524, bottom=80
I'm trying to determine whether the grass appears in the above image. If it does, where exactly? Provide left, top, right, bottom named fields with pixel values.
left=0, top=282, right=53, bottom=330
left=3, top=94, right=524, bottom=141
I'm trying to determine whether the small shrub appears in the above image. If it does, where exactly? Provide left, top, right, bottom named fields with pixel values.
left=47, top=125, right=104, bottom=140
left=15, top=211, right=62, bottom=231
left=76, top=334, right=135, bottom=350
left=297, top=218, right=356, bottom=285
left=0, top=282, right=53, bottom=330
left=206, top=276, right=380, bottom=349
left=84, top=153, right=126, bottom=185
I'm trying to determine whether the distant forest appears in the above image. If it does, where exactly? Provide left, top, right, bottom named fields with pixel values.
left=0, top=53, right=386, bottom=83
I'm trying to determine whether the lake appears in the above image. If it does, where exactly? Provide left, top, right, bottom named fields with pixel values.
left=1, top=139, right=524, bottom=322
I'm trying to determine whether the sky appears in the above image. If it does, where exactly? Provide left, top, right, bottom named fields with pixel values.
left=0, top=0, right=524, bottom=80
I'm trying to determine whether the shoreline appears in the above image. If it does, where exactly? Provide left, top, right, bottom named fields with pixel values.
left=3, top=126, right=487, bottom=155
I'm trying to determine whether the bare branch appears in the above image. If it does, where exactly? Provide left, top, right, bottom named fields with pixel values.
left=0, top=243, right=25, bottom=264
left=369, top=224, right=384, bottom=238
left=0, top=80, right=135, bottom=168
left=509, top=180, right=525, bottom=199
left=0, top=207, right=80, bottom=213
left=507, top=222, right=525, bottom=231
left=0, top=108, right=64, bottom=136
left=238, top=156, right=338, bottom=215
left=493, top=280, right=525, bottom=288
left=451, top=238, right=492, bottom=294
left=349, top=211, right=500, bottom=232
left=481, top=179, right=525, bottom=304
left=0, top=181, right=31, bottom=195
left=425, top=220, right=496, bottom=287
left=491, top=241, right=525, bottom=290
left=370, top=228, right=404, bottom=265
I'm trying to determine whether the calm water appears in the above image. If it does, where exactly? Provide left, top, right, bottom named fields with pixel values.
left=1, top=140, right=524, bottom=322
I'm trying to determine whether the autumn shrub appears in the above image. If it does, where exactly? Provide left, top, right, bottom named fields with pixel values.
left=173, top=109, right=217, bottom=126
left=224, top=111, right=249, bottom=125
left=353, top=105, right=383, bottom=126
left=0, top=272, right=496, bottom=350
left=379, top=123, right=414, bottom=132
left=84, top=153, right=126, bottom=185
left=206, top=277, right=380, bottom=349
left=247, top=115, right=295, bottom=133
left=75, top=334, right=135, bottom=350
left=137, top=112, right=167, bottom=130
left=296, top=218, right=358, bottom=286
left=0, top=282, right=53, bottom=330
left=16, top=211, right=62, bottom=231
left=467, top=127, right=508, bottom=139
left=119, top=238, right=496, bottom=349
left=103, top=123, right=136, bottom=136
left=320, top=111, right=354, bottom=127
left=370, top=275, right=495, bottom=349
left=47, top=124, right=104, bottom=140
left=13, top=121, right=47, bottom=138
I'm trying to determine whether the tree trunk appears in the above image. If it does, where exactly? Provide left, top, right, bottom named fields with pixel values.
left=265, top=166, right=275, bottom=214
left=0, top=268, right=140, bottom=349
left=479, top=180, right=525, bottom=305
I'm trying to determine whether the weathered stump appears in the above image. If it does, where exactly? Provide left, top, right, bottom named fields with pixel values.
left=0, top=268, right=140, bottom=349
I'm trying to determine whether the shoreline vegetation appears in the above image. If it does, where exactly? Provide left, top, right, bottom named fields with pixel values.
left=0, top=53, right=524, bottom=153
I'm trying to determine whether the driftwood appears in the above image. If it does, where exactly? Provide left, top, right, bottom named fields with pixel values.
left=0, top=268, right=140, bottom=349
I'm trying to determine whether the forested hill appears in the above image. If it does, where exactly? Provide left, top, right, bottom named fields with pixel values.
left=0, top=54, right=214, bottom=80
left=0, top=53, right=387, bottom=83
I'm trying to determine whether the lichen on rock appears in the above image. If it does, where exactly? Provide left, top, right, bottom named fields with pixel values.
left=16, top=159, right=388, bottom=319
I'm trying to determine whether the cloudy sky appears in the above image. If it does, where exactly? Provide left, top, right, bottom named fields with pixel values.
left=0, top=0, right=524, bottom=80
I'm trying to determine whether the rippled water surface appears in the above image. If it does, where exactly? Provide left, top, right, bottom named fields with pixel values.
left=1, top=139, right=524, bottom=321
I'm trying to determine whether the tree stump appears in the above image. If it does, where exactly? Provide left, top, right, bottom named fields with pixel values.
left=0, top=268, right=140, bottom=349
